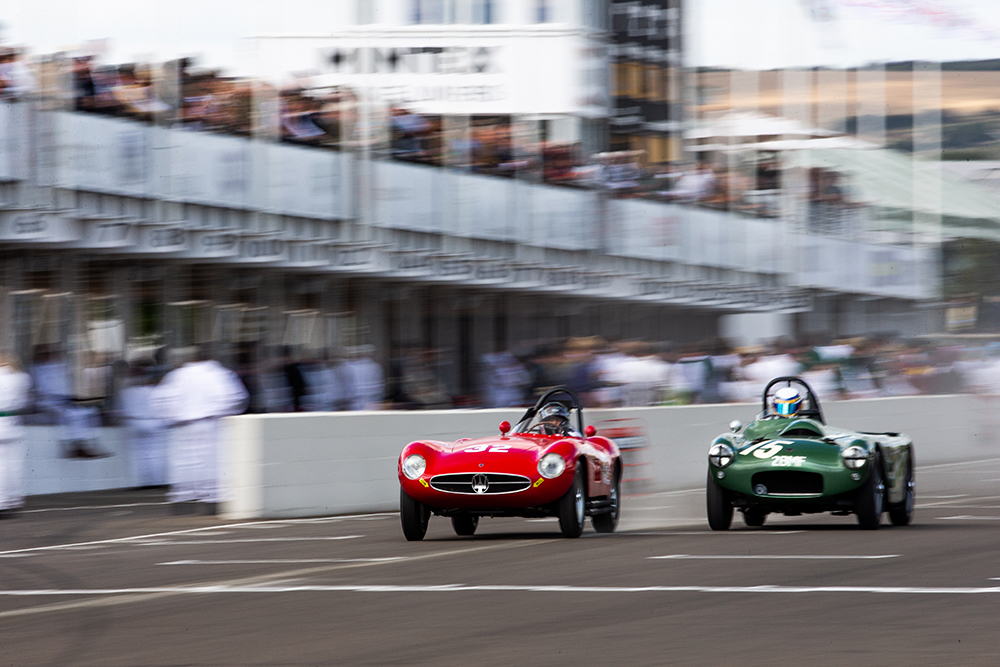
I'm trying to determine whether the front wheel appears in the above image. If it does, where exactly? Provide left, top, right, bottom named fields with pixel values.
left=706, top=471, right=733, bottom=531
left=451, top=514, right=479, bottom=536
left=856, top=455, right=885, bottom=530
left=591, top=467, right=621, bottom=534
left=400, top=488, right=430, bottom=541
left=558, top=465, right=586, bottom=538
left=742, top=508, right=767, bottom=527
left=889, top=453, right=915, bottom=527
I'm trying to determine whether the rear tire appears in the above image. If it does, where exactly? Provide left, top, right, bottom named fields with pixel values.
left=558, top=465, right=586, bottom=538
left=889, top=453, right=915, bottom=527
left=400, top=488, right=430, bottom=541
left=742, top=508, right=767, bottom=527
left=856, top=454, right=885, bottom=530
left=591, top=467, right=621, bottom=534
left=706, top=471, right=733, bottom=531
left=451, top=514, right=479, bottom=536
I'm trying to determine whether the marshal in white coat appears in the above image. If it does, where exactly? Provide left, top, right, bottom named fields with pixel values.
left=151, top=359, right=249, bottom=504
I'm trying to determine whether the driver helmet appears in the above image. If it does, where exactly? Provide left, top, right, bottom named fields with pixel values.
left=538, top=402, right=570, bottom=427
left=773, top=386, right=803, bottom=417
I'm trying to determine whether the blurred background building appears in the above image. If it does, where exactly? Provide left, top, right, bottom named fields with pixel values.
left=0, top=0, right=998, bottom=409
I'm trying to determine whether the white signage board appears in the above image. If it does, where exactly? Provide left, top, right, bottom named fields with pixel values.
left=255, top=31, right=609, bottom=117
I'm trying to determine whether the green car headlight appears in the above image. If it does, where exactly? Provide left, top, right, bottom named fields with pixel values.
left=709, top=443, right=735, bottom=468
left=842, top=446, right=868, bottom=470
left=402, top=454, right=426, bottom=480
left=538, top=453, right=566, bottom=479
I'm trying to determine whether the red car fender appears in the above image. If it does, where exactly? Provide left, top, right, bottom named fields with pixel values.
left=582, top=435, right=621, bottom=497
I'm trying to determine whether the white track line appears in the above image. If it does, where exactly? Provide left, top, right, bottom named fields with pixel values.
left=650, top=554, right=900, bottom=560
left=920, top=458, right=1000, bottom=470
left=937, top=515, right=1000, bottom=521
left=158, top=558, right=405, bottom=566
left=21, top=502, right=171, bottom=514
left=0, top=539, right=557, bottom=618
left=129, top=536, right=364, bottom=546
left=0, top=516, right=389, bottom=557
left=628, top=531, right=805, bottom=536
left=2, top=583, right=1000, bottom=596
left=644, top=489, right=703, bottom=497
left=918, top=495, right=1000, bottom=508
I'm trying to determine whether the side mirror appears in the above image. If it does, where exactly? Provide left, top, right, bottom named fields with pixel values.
left=499, top=421, right=511, bottom=435
left=584, top=425, right=597, bottom=438
left=729, top=420, right=743, bottom=433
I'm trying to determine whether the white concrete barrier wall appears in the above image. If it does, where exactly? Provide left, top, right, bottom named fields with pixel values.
left=219, top=395, right=1000, bottom=520
left=23, top=427, right=134, bottom=495
left=19, top=395, right=1000, bottom=514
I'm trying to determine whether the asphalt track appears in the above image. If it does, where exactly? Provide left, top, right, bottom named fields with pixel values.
left=3, top=459, right=1000, bottom=666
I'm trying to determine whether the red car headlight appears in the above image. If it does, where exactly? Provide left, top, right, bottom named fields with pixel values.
left=537, top=453, right=566, bottom=479
left=402, top=454, right=426, bottom=480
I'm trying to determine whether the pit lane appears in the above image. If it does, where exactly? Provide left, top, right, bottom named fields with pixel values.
left=2, top=460, right=1000, bottom=666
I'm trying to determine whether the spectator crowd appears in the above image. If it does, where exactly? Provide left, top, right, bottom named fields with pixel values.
left=0, top=44, right=862, bottom=233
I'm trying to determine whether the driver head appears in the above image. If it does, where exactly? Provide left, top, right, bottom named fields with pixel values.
left=538, top=402, right=570, bottom=427
left=773, top=386, right=803, bottom=417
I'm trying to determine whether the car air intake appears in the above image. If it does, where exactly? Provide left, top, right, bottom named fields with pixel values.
left=751, top=471, right=824, bottom=496
left=430, top=473, right=532, bottom=495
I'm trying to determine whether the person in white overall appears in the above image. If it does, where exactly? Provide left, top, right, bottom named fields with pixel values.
left=0, top=353, right=32, bottom=517
left=120, top=362, right=169, bottom=488
left=151, top=348, right=248, bottom=514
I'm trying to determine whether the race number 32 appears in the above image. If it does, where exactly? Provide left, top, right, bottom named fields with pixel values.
left=463, top=444, right=510, bottom=453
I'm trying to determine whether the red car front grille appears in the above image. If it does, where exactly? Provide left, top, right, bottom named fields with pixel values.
left=430, top=473, right=532, bottom=495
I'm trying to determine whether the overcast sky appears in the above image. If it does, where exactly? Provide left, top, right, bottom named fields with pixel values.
left=3, top=0, right=1000, bottom=77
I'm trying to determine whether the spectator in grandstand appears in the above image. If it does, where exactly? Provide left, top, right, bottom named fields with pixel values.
left=390, top=106, right=432, bottom=161
left=665, top=162, right=717, bottom=203
left=150, top=346, right=248, bottom=514
left=0, top=353, right=32, bottom=518
left=281, top=93, right=328, bottom=145
left=0, top=46, right=35, bottom=100
left=112, top=64, right=169, bottom=121
left=71, top=55, right=98, bottom=110
left=313, top=88, right=356, bottom=146
left=597, top=150, right=645, bottom=194
left=180, top=74, right=225, bottom=130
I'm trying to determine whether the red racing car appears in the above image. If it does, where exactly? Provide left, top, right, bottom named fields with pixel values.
left=397, top=386, right=622, bottom=540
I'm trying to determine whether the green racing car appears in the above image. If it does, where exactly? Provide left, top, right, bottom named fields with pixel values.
left=706, top=376, right=915, bottom=530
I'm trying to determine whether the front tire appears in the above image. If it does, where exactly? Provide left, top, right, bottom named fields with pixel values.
left=742, top=508, right=767, bottom=527
left=451, top=514, right=479, bottom=536
left=889, top=453, right=915, bottom=527
left=706, top=471, right=733, bottom=531
left=400, top=488, right=430, bottom=541
left=558, top=465, right=586, bottom=538
left=591, top=466, right=621, bottom=534
left=856, top=454, right=885, bottom=530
